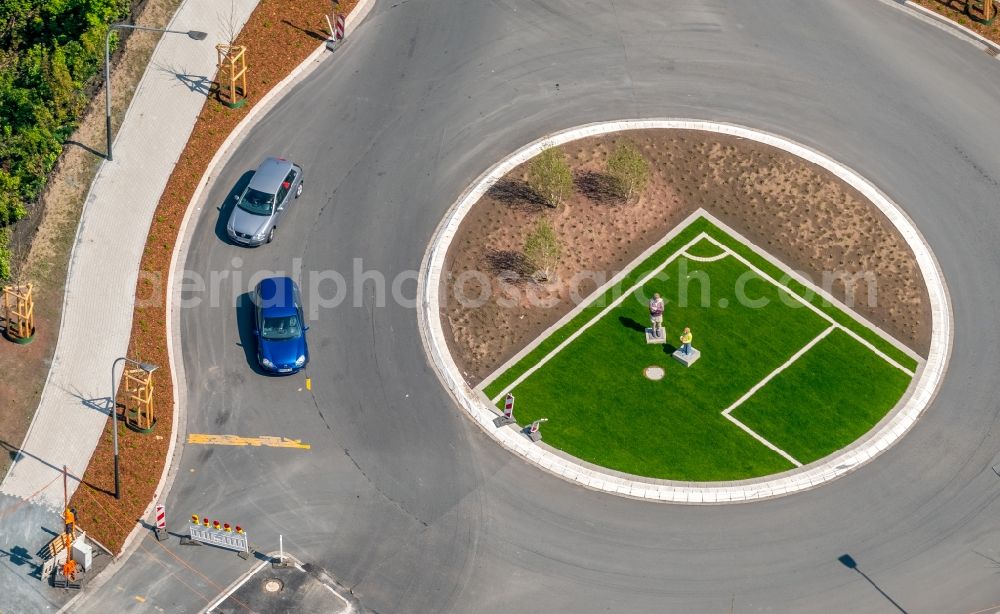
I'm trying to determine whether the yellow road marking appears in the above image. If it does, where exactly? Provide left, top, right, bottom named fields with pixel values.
left=187, top=434, right=311, bottom=449
left=134, top=595, right=146, bottom=603
left=305, top=378, right=312, bottom=391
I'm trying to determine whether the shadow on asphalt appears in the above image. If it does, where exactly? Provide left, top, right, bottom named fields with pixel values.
left=215, top=170, right=255, bottom=244
left=0, top=545, right=40, bottom=576
left=838, top=554, right=908, bottom=613
left=235, top=292, right=268, bottom=376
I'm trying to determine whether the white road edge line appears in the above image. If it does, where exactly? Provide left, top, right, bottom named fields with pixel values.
left=204, top=559, right=269, bottom=613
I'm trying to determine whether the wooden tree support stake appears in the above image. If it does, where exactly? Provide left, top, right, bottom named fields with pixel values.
left=2, top=282, right=35, bottom=343
left=216, top=44, right=248, bottom=108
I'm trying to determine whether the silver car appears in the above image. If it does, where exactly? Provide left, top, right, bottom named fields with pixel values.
left=226, top=157, right=304, bottom=246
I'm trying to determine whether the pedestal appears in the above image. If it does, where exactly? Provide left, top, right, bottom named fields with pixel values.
left=528, top=430, right=542, bottom=442
left=493, top=415, right=515, bottom=427
left=645, top=328, right=667, bottom=344
left=672, top=347, right=700, bottom=367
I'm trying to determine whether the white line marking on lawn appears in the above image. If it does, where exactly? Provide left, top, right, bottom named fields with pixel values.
left=723, top=414, right=803, bottom=468
left=704, top=237, right=915, bottom=377
left=679, top=251, right=729, bottom=263
left=718, top=326, right=834, bottom=468
left=477, top=211, right=710, bottom=391
left=721, top=326, right=835, bottom=418
left=699, top=209, right=922, bottom=365
left=489, top=233, right=710, bottom=404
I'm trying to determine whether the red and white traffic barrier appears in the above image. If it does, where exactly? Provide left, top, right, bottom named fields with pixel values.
left=154, top=503, right=167, bottom=540
left=503, top=394, right=515, bottom=419
left=335, top=14, right=345, bottom=41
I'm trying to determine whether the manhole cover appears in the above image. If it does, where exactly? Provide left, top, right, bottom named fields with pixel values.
left=644, top=366, right=665, bottom=381
left=263, top=578, right=284, bottom=593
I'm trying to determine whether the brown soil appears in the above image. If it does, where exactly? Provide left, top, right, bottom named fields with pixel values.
left=912, top=0, right=1000, bottom=43
left=68, top=0, right=357, bottom=553
left=443, top=131, right=931, bottom=385
left=0, top=0, right=184, bottom=480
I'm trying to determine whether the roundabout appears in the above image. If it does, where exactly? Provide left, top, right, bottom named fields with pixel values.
left=419, top=120, right=951, bottom=500
left=79, top=1, right=1000, bottom=612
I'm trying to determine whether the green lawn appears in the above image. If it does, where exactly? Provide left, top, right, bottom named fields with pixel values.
left=493, top=254, right=829, bottom=480
left=683, top=237, right=727, bottom=258
left=732, top=329, right=912, bottom=464
left=482, top=216, right=918, bottom=481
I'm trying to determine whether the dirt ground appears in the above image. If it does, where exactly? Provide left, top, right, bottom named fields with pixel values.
left=0, top=0, right=184, bottom=479
left=443, top=130, right=931, bottom=385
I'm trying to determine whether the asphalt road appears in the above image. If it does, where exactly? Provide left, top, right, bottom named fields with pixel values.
left=79, top=1, right=1000, bottom=612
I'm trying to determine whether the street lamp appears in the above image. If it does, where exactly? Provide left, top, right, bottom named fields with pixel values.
left=104, top=24, right=208, bottom=161
left=110, top=357, right=158, bottom=499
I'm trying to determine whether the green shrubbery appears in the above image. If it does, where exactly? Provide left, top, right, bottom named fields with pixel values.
left=0, top=0, right=130, bottom=279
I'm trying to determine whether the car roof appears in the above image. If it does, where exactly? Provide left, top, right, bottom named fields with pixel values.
left=256, top=277, right=299, bottom=317
left=247, top=157, right=295, bottom=193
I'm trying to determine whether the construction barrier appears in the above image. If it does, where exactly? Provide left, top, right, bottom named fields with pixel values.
left=188, top=514, right=249, bottom=553
left=335, top=14, right=345, bottom=40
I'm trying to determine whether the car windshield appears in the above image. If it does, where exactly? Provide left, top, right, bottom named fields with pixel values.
left=238, top=188, right=274, bottom=215
left=261, top=315, right=301, bottom=340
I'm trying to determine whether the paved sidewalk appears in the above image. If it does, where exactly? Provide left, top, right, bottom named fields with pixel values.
left=0, top=0, right=258, bottom=508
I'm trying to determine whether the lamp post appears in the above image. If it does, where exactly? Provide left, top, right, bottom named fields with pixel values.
left=104, top=24, right=207, bottom=161
left=110, top=357, right=158, bottom=499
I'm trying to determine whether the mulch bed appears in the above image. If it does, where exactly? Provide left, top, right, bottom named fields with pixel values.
left=912, top=0, right=1000, bottom=42
left=70, top=0, right=358, bottom=553
left=443, top=131, right=931, bottom=384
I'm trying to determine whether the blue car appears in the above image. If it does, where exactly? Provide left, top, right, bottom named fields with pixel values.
left=253, top=277, right=309, bottom=374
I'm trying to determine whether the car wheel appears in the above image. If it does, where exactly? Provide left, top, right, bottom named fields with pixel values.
left=266, top=227, right=275, bottom=244
left=295, top=182, right=303, bottom=198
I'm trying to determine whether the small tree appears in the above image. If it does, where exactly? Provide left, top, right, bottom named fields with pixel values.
left=606, top=141, right=650, bottom=202
left=528, top=147, right=573, bottom=208
left=523, top=219, right=561, bottom=281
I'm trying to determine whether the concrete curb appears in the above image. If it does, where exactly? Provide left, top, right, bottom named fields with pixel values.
left=57, top=3, right=380, bottom=607
left=0, top=0, right=203, bottom=501
left=876, top=0, right=1000, bottom=55
left=416, top=119, right=953, bottom=504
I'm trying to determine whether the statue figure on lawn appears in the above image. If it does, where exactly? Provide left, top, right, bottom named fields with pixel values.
left=649, top=293, right=665, bottom=338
